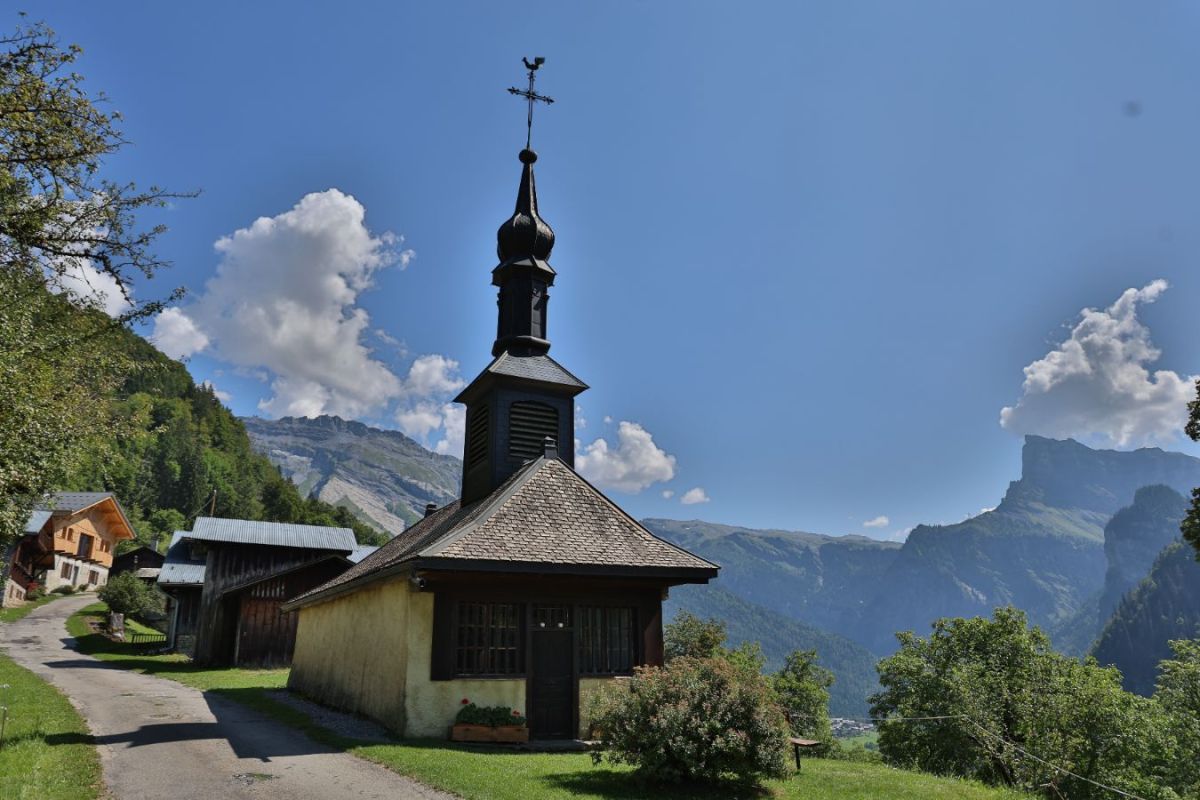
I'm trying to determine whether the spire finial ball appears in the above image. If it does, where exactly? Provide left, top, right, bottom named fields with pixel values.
left=519, top=148, right=538, bottom=164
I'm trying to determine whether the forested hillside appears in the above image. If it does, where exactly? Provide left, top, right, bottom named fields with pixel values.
left=61, top=319, right=388, bottom=547
left=1093, top=540, right=1200, bottom=695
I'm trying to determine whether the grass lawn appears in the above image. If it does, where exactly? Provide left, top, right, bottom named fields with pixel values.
left=66, top=603, right=1025, bottom=800
left=0, top=593, right=66, bottom=624
left=0, top=654, right=102, bottom=800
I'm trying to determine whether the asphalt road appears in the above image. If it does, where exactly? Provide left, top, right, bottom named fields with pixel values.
left=0, top=594, right=454, bottom=800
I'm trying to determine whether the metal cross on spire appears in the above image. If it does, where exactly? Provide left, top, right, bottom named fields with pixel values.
left=508, top=56, right=554, bottom=150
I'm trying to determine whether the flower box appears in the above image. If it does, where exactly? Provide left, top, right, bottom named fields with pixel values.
left=450, top=722, right=530, bottom=743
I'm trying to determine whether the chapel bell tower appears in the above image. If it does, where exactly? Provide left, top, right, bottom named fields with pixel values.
left=454, top=63, right=587, bottom=506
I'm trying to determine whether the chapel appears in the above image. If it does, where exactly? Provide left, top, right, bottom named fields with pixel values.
left=284, top=109, right=718, bottom=740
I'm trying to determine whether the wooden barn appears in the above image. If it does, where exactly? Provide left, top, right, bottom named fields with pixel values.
left=283, top=140, right=718, bottom=740
left=160, top=518, right=371, bottom=667
left=110, top=544, right=166, bottom=583
left=157, top=531, right=207, bottom=657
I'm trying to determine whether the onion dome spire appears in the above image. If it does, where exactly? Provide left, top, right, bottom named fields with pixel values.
left=497, top=148, right=555, bottom=262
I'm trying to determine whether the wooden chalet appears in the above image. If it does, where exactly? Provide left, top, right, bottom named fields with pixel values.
left=158, top=517, right=370, bottom=667
left=283, top=139, right=718, bottom=740
left=2, top=492, right=135, bottom=607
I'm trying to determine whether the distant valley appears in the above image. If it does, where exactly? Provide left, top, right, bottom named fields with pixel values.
left=247, top=415, right=1200, bottom=715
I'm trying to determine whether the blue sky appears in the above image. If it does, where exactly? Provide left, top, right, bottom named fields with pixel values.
left=37, top=1, right=1200, bottom=538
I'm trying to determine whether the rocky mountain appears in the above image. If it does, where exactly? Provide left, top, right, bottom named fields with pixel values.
left=852, top=436, right=1200, bottom=654
left=242, top=415, right=462, bottom=536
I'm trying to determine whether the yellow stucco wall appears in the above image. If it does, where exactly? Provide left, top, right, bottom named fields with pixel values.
left=289, top=579, right=412, bottom=732
left=291, top=581, right=524, bottom=738
left=402, top=590, right=525, bottom=738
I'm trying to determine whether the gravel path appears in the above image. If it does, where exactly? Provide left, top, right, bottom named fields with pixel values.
left=0, top=595, right=456, bottom=800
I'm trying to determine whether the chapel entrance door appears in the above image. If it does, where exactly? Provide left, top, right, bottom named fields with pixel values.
left=530, top=605, right=574, bottom=739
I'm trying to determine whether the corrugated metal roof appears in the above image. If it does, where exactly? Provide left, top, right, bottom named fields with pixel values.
left=158, top=532, right=206, bottom=587
left=185, top=517, right=356, bottom=552
left=23, top=509, right=52, bottom=534
left=348, top=545, right=378, bottom=563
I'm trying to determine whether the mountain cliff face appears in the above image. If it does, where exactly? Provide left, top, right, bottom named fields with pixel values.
left=242, top=415, right=462, bottom=535
left=854, top=437, right=1200, bottom=654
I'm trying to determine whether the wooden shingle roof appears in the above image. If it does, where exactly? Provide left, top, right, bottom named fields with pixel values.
left=285, top=456, right=718, bottom=610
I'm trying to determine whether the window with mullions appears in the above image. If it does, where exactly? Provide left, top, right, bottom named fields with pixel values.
left=579, top=606, right=638, bottom=675
left=455, top=601, right=523, bottom=676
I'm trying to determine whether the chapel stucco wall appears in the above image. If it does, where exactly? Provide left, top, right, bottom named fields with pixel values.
left=402, top=590, right=525, bottom=738
left=288, top=579, right=412, bottom=733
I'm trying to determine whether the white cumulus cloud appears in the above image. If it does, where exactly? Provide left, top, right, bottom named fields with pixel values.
left=863, top=515, right=889, bottom=528
left=576, top=421, right=677, bottom=493
left=148, top=189, right=407, bottom=418
left=661, top=489, right=675, bottom=499
left=1000, top=280, right=1195, bottom=447
left=680, top=487, right=710, bottom=505
left=152, top=306, right=210, bottom=358
left=401, top=354, right=464, bottom=397
left=434, top=404, right=466, bottom=457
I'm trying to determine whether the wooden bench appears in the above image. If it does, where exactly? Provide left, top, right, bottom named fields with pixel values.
left=789, top=737, right=822, bottom=770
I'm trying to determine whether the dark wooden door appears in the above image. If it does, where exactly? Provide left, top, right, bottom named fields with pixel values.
left=530, top=628, right=574, bottom=739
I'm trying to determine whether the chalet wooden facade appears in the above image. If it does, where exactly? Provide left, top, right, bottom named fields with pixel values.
left=2, top=493, right=135, bottom=607
left=284, top=141, right=718, bottom=740
left=157, top=518, right=369, bottom=667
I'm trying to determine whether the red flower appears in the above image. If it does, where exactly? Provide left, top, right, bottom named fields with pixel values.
left=461, top=698, right=470, bottom=705
left=512, top=710, right=521, bottom=716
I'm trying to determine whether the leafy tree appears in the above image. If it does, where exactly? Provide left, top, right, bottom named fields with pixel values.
left=0, top=18, right=187, bottom=547
left=1155, top=639, right=1200, bottom=794
left=1184, top=378, right=1200, bottom=560
left=664, top=612, right=727, bottom=661
left=774, top=649, right=833, bottom=742
left=871, top=607, right=1179, bottom=799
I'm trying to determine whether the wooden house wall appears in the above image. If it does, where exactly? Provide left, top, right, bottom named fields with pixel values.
left=168, top=587, right=202, bottom=657
left=232, top=559, right=348, bottom=668
left=193, top=544, right=349, bottom=666
left=111, top=547, right=165, bottom=578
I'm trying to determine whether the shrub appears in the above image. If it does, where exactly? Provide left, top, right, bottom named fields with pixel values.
left=454, top=700, right=526, bottom=727
left=587, top=656, right=790, bottom=785
left=26, top=586, right=45, bottom=600
left=97, top=573, right=156, bottom=617
left=52, top=585, right=75, bottom=595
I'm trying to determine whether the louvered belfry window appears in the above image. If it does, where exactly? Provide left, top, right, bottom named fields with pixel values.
left=508, top=401, right=558, bottom=461
left=465, top=405, right=488, bottom=469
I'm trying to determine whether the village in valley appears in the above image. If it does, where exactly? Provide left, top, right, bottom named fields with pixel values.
left=2, top=6, right=1200, bottom=800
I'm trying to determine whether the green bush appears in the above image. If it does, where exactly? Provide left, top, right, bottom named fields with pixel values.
left=774, top=649, right=834, bottom=743
left=454, top=700, right=526, bottom=727
left=25, top=586, right=45, bottom=600
left=587, top=656, right=790, bottom=785
left=97, top=573, right=156, bottom=617
left=51, top=585, right=75, bottom=595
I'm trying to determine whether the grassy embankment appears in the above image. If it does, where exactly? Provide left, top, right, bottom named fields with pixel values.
left=0, top=597, right=101, bottom=800
left=0, top=593, right=64, bottom=624
left=68, top=602, right=1026, bottom=800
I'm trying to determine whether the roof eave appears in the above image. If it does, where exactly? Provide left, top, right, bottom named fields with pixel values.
left=281, top=561, right=416, bottom=612
left=412, top=557, right=718, bottom=583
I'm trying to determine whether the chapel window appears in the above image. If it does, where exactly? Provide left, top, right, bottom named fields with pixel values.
left=579, top=606, right=638, bottom=675
left=454, top=601, right=523, bottom=676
